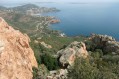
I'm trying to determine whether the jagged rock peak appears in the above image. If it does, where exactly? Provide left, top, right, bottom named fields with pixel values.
left=0, top=17, right=38, bottom=79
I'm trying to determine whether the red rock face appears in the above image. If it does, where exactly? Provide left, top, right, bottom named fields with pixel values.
left=0, top=17, right=38, bottom=79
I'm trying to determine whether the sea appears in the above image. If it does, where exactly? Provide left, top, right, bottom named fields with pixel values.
left=1, top=2, right=119, bottom=40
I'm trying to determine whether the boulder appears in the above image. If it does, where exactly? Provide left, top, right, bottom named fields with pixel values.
left=47, top=69, right=68, bottom=79
left=57, top=41, right=88, bottom=67
left=90, top=34, right=119, bottom=54
left=0, top=17, right=38, bottom=79
left=40, top=41, right=52, bottom=49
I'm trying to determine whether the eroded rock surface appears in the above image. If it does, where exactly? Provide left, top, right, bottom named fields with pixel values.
left=0, top=17, right=38, bottom=79
left=90, top=34, right=119, bottom=54
left=57, top=41, right=88, bottom=67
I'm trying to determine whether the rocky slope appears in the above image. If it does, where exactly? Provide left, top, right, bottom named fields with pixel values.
left=0, top=17, right=37, bottom=79
left=46, top=41, right=88, bottom=79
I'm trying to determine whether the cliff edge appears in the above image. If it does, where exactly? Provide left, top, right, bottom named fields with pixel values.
left=0, top=17, right=38, bottom=79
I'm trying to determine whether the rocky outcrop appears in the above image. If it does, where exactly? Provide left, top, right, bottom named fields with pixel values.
left=47, top=69, right=68, bottom=79
left=50, top=19, right=60, bottom=24
left=0, top=17, right=38, bottom=79
left=40, top=42, right=52, bottom=49
left=57, top=41, right=88, bottom=67
left=90, top=34, right=119, bottom=55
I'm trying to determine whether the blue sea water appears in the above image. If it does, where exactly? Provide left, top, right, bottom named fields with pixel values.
left=36, top=2, right=119, bottom=40
left=1, top=2, right=119, bottom=40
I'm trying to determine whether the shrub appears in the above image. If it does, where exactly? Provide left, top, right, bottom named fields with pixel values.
left=41, top=53, right=60, bottom=70
left=68, top=58, right=100, bottom=79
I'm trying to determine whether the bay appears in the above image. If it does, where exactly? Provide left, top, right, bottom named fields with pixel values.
left=1, top=2, right=119, bottom=40
left=36, top=2, right=119, bottom=40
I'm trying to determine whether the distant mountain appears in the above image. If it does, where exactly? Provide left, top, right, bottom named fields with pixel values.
left=0, top=6, right=7, bottom=10
left=0, top=4, right=60, bottom=15
left=11, top=4, right=39, bottom=11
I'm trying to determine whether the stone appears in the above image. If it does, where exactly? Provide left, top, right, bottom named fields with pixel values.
left=47, top=69, right=68, bottom=79
left=0, top=17, right=38, bottom=79
left=40, top=41, right=52, bottom=49
left=90, top=34, right=119, bottom=55
left=57, top=41, right=88, bottom=67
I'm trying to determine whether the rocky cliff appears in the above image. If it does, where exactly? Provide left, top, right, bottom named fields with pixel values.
left=0, top=17, right=37, bottom=79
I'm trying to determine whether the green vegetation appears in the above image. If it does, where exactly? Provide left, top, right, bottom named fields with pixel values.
left=41, top=53, right=59, bottom=70
left=30, top=35, right=86, bottom=71
left=40, top=35, right=86, bottom=52
left=1, top=4, right=119, bottom=79
left=0, top=4, right=59, bottom=14
left=3, top=12, right=49, bottom=34
left=68, top=58, right=100, bottom=79
left=68, top=52, right=119, bottom=79
left=32, top=65, right=48, bottom=79
left=12, top=4, right=39, bottom=12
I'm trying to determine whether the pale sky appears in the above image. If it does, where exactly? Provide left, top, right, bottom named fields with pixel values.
left=1, top=0, right=119, bottom=4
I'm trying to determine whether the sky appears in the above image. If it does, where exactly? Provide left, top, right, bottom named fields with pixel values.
left=0, top=0, right=119, bottom=4
left=1, top=0, right=119, bottom=3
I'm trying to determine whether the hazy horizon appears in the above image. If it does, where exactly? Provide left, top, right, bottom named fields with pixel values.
left=1, top=0, right=119, bottom=4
